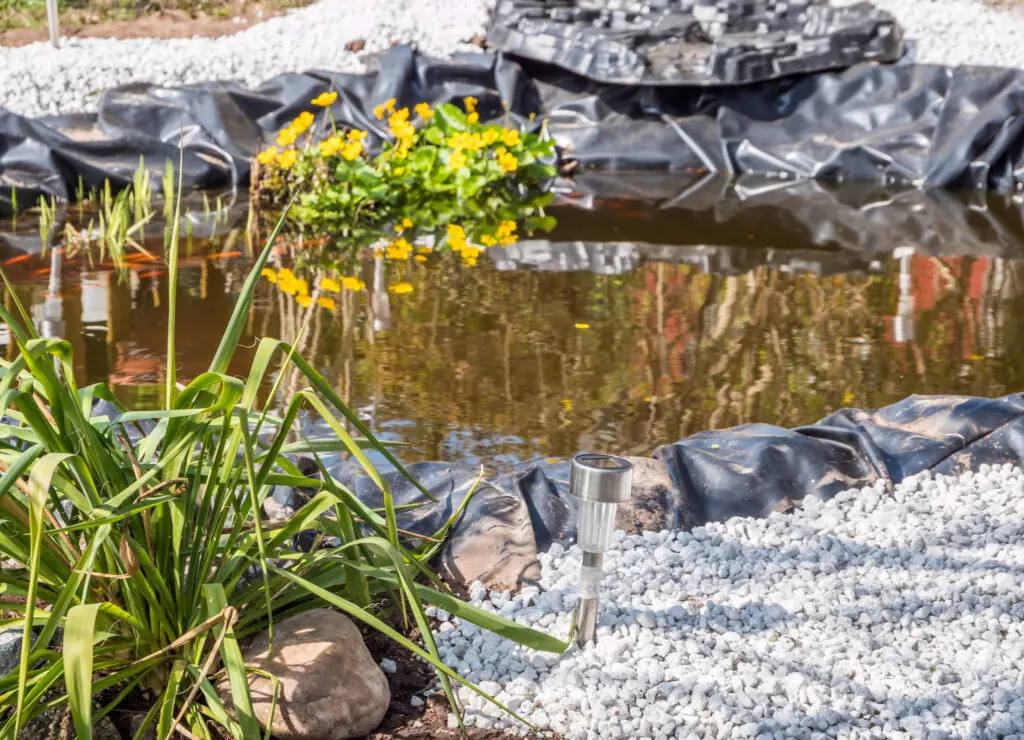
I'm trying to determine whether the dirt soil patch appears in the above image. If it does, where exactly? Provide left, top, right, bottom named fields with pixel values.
left=361, top=628, right=541, bottom=740
left=0, top=0, right=304, bottom=47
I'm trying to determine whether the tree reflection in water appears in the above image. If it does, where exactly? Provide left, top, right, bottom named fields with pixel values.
left=4, top=246, right=1023, bottom=469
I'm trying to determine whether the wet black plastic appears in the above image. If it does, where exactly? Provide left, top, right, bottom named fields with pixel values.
left=10, top=46, right=1024, bottom=213
left=488, top=0, right=904, bottom=85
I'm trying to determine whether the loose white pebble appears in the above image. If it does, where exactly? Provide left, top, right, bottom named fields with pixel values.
left=435, top=467, right=1024, bottom=738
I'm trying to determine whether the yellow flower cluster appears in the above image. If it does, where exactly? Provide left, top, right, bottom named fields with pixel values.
left=388, top=107, right=415, bottom=159
left=496, top=147, right=518, bottom=173
left=278, top=111, right=315, bottom=147
left=311, top=91, right=338, bottom=107
left=257, top=109, right=327, bottom=169
left=414, top=102, right=434, bottom=120
left=319, top=129, right=366, bottom=161
left=389, top=282, right=414, bottom=295
left=495, top=219, right=518, bottom=246
left=448, top=131, right=486, bottom=152
left=374, top=98, right=397, bottom=120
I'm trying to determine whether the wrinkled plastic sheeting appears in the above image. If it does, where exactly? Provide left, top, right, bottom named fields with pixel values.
left=11, top=47, right=1024, bottom=210
left=331, top=394, right=1024, bottom=588
left=488, top=0, right=903, bottom=86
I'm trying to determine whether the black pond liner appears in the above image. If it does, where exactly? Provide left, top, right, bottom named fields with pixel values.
left=316, top=393, right=1024, bottom=589
left=8, top=41, right=1024, bottom=216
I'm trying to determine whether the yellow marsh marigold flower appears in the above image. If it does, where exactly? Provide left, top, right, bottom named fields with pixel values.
left=320, top=135, right=343, bottom=157
left=448, top=223, right=465, bottom=239
left=414, top=255, right=427, bottom=262
left=464, top=96, right=477, bottom=113
left=373, top=98, right=397, bottom=119
left=401, top=218, right=413, bottom=229
left=261, top=267, right=278, bottom=283
left=346, top=129, right=367, bottom=142
left=498, top=150, right=518, bottom=173
left=318, top=296, right=337, bottom=311
left=311, top=91, right=338, bottom=107
left=389, top=282, right=414, bottom=295
left=480, top=234, right=497, bottom=247
left=277, top=127, right=298, bottom=147
left=276, top=150, right=298, bottom=169
left=342, top=276, right=365, bottom=291
left=297, top=294, right=312, bottom=308
left=414, top=102, right=433, bottom=119
left=449, top=151, right=468, bottom=170
left=341, top=141, right=362, bottom=161
left=497, top=220, right=517, bottom=239
left=501, top=128, right=521, bottom=147
left=320, top=277, right=341, bottom=293
left=467, top=112, right=479, bottom=125
left=394, top=166, right=406, bottom=175
left=482, top=129, right=499, bottom=145
left=257, top=147, right=278, bottom=165
left=575, top=323, right=590, bottom=329
left=291, top=111, right=315, bottom=135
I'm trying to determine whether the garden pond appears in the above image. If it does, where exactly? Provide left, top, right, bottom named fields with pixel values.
left=3, top=178, right=1024, bottom=471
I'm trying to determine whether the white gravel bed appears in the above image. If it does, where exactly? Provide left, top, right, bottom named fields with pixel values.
left=870, top=0, right=1024, bottom=69
left=432, top=465, right=1024, bottom=739
left=0, top=0, right=494, bottom=118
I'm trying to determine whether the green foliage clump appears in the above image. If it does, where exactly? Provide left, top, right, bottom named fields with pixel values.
left=254, top=95, right=558, bottom=268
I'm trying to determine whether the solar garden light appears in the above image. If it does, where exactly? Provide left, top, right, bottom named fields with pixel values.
left=570, top=452, right=633, bottom=648
left=46, top=0, right=60, bottom=48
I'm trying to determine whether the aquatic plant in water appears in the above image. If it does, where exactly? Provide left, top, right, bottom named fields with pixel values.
left=0, top=200, right=567, bottom=737
left=253, top=95, right=558, bottom=272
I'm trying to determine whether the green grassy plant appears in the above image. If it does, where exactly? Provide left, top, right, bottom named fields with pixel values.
left=0, top=206, right=567, bottom=738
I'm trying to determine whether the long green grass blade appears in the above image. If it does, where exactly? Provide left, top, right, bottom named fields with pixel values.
left=208, top=199, right=295, bottom=375
left=165, top=139, right=185, bottom=409
left=17, top=452, right=73, bottom=734
left=64, top=602, right=102, bottom=738
left=203, top=584, right=259, bottom=740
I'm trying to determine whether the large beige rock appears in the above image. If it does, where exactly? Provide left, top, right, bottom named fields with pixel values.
left=228, top=609, right=390, bottom=739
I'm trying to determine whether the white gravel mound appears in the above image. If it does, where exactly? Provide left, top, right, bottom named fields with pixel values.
left=871, top=0, right=1024, bottom=68
left=434, top=464, right=1024, bottom=739
left=0, top=0, right=494, bottom=118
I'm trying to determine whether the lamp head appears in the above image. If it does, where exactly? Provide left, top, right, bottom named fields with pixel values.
left=570, top=453, right=633, bottom=505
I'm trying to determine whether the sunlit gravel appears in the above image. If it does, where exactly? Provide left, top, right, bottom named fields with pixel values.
left=0, top=0, right=494, bottom=117
left=433, top=465, right=1024, bottom=739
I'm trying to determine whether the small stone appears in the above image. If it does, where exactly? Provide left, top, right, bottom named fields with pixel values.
left=220, top=609, right=389, bottom=739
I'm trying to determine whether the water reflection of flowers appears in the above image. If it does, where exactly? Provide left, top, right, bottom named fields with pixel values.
left=261, top=267, right=365, bottom=311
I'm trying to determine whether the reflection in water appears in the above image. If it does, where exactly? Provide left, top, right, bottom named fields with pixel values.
left=2, top=242, right=1023, bottom=469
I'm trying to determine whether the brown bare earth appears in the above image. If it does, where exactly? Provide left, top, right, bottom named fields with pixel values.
left=0, top=6, right=282, bottom=46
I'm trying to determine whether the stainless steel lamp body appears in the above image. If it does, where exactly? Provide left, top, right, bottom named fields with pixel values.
left=570, top=453, right=632, bottom=647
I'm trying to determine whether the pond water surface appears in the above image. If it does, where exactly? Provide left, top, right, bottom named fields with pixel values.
left=4, top=181, right=1024, bottom=469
